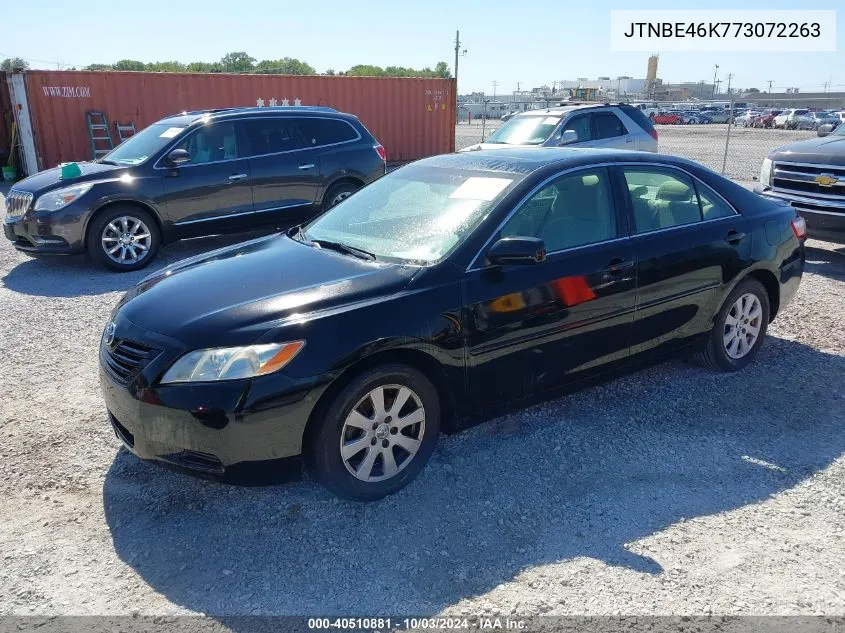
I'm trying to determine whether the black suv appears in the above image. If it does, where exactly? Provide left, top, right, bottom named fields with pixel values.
left=3, top=107, right=386, bottom=270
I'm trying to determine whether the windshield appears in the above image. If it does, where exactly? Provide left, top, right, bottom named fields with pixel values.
left=301, top=164, right=521, bottom=264
left=100, top=123, right=187, bottom=165
left=486, top=115, right=561, bottom=145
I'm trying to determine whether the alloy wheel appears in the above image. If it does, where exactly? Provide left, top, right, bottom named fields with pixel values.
left=723, top=293, right=763, bottom=359
left=331, top=191, right=353, bottom=207
left=101, top=216, right=152, bottom=264
left=339, top=384, right=426, bottom=483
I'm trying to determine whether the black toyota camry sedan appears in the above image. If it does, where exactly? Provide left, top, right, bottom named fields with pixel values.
left=100, top=148, right=805, bottom=501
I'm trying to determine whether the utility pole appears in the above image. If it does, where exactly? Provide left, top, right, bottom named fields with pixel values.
left=712, top=64, right=719, bottom=98
left=722, top=73, right=734, bottom=175
left=491, top=80, right=498, bottom=98
left=454, top=30, right=466, bottom=122
left=516, top=82, right=520, bottom=92
left=767, top=79, right=773, bottom=94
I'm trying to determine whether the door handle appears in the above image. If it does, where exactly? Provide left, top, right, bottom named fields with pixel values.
left=625, top=137, right=633, bottom=143
left=601, top=259, right=635, bottom=275
left=724, top=230, right=746, bottom=244
left=298, top=163, right=315, bottom=170
left=227, top=173, right=248, bottom=183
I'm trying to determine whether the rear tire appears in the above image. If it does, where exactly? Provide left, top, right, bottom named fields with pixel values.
left=307, top=364, right=440, bottom=501
left=87, top=205, right=160, bottom=272
left=696, top=279, right=770, bottom=372
left=321, top=182, right=360, bottom=211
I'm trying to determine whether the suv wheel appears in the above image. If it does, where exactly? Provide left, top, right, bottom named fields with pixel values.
left=308, top=364, right=440, bottom=501
left=87, top=206, right=160, bottom=272
left=695, top=279, right=770, bottom=372
left=322, top=182, right=360, bottom=211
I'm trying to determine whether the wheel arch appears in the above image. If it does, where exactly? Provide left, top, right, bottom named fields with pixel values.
left=744, top=268, right=780, bottom=322
left=84, top=199, right=164, bottom=249
left=301, top=347, right=458, bottom=462
left=320, top=176, right=365, bottom=204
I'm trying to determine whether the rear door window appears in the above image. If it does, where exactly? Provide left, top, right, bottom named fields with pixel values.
left=593, top=113, right=628, bottom=139
left=622, top=167, right=702, bottom=233
left=295, top=118, right=359, bottom=147
left=242, top=118, right=309, bottom=156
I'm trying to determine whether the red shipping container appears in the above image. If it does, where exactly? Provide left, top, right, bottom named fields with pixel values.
left=18, top=70, right=456, bottom=170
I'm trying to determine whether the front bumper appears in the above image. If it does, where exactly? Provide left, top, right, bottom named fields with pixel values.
left=755, top=186, right=845, bottom=244
left=99, top=315, right=323, bottom=472
left=3, top=200, right=89, bottom=255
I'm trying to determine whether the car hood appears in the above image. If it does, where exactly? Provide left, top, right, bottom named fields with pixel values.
left=769, top=135, right=845, bottom=166
left=12, top=161, right=130, bottom=194
left=116, top=234, right=418, bottom=347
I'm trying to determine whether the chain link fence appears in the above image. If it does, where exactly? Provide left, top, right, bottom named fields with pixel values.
left=455, top=113, right=823, bottom=183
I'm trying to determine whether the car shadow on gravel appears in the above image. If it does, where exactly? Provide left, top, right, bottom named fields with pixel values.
left=1, top=230, right=276, bottom=297
left=804, top=242, right=845, bottom=282
left=102, top=337, right=845, bottom=617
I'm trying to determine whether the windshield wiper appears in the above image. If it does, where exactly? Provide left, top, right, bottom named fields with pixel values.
left=311, top=239, right=376, bottom=261
left=97, top=159, right=118, bottom=165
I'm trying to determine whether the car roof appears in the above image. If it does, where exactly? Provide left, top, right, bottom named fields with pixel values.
left=415, top=148, right=698, bottom=176
left=514, top=103, right=627, bottom=118
left=156, top=106, right=348, bottom=126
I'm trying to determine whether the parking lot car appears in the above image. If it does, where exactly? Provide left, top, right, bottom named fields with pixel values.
left=756, top=122, right=845, bottom=242
left=461, top=104, right=658, bottom=152
left=100, top=148, right=805, bottom=500
left=773, top=108, right=810, bottom=129
left=795, top=111, right=840, bottom=131
left=652, top=112, right=682, bottom=125
left=700, top=110, right=732, bottom=124
left=753, top=109, right=783, bottom=128
left=2, top=107, right=386, bottom=271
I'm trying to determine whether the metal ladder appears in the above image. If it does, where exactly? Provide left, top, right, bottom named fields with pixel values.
left=86, top=111, right=113, bottom=159
left=114, top=121, right=137, bottom=145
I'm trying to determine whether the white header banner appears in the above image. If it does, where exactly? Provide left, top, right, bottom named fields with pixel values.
left=610, top=10, right=836, bottom=52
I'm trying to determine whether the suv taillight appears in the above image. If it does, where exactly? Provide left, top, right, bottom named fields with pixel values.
left=791, top=216, right=807, bottom=240
left=649, top=128, right=658, bottom=141
left=374, top=144, right=386, bottom=162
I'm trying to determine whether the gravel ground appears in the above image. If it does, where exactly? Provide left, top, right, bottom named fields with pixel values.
left=455, top=121, right=816, bottom=180
left=1, top=193, right=844, bottom=620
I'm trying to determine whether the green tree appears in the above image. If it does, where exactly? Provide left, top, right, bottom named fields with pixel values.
left=746, top=87, right=760, bottom=93
left=324, top=68, right=336, bottom=76
left=254, top=58, right=316, bottom=75
left=345, top=64, right=386, bottom=77
left=434, top=61, right=451, bottom=79
left=112, top=59, right=145, bottom=71
left=220, top=51, right=256, bottom=72
left=186, top=61, right=222, bottom=73
left=1, top=57, right=30, bottom=71
left=84, top=63, right=114, bottom=71
left=146, top=61, right=186, bottom=72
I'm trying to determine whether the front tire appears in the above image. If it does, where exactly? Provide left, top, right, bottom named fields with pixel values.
left=696, top=279, right=770, bottom=372
left=321, top=182, right=360, bottom=212
left=308, top=364, right=440, bottom=501
left=87, top=206, right=160, bottom=272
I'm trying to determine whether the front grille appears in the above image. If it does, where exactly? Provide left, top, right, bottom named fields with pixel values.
left=101, top=338, right=160, bottom=386
left=773, top=163, right=845, bottom=198
left=4, top=190, right=34, bottom=219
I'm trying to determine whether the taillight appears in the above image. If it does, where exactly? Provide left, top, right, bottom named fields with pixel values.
left=374, top=144, right=386, bottom=162
left=791, top=216, right=807, bottom=240
left=649, top=128, right=658, bottom=141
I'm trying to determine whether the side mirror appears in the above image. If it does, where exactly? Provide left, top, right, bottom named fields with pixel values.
left=558, top=129, right=579, bottom=146
left=487, top=237, right=546, bottom=266
left=166, top=148, right=191, bottom=166
left=817, top=124, right=834, bottom=137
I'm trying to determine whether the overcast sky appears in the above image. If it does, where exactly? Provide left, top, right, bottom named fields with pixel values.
left=4, top=0, right=843, bottom=94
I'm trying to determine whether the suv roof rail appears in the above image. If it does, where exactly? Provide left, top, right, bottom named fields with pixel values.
left=163, top=105, right=339, bottom=119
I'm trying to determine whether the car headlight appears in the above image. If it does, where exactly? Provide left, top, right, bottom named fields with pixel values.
left=160, top=341, right=304, bottom=384
left=759, top=157, right=772, bottom=186
left=34, top=183, right=94, bottom=212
